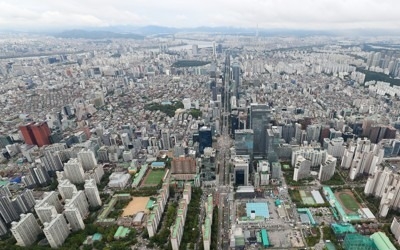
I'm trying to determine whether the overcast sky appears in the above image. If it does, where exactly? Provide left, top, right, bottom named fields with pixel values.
left=1, top=0, right=400, bottom=31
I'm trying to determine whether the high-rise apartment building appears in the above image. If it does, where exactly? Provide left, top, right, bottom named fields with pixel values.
left=65, top=191, right=89, bottom=219
left=57, top=179, right=77, bottom=200
left=64, top=205, right=85, bottom=231
left=43, top=214, right=70, bottom=248
left=293, top=155, right=311, bottom=181
left=0, top=195, right=19, bottom=223
left=84, top=179, right=102, bottom=208
left=63, top=158, right=85, bottom=184
left=35, top=191, right=63, bottom=214
left=318, top=155, right=337, bottom=182
left=77, top=148, right=97, bottom=171
left=0, top=217, right=7, bottom=236
left=35, top=203, right=58, bottom=224
left=11, top=213, right=41, bottom=247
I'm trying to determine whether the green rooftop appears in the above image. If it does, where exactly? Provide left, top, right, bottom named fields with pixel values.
left=203, top=218, right=211, bottom=240
left=114, top=226, right=130, bottom=239
left=171, top=216, right=182, bottom=238
left=146, top=199, right=155, bottom=209
left=370, top=232, right=396, bottom=250
left=331, top=223, right=357, bottom=235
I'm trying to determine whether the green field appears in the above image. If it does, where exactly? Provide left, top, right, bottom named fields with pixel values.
left=338, top=193, right=359, bottom=212
left=144, top=170, right=165, bottom=186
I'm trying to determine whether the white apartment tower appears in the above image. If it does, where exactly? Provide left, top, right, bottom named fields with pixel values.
left=63, top=158, right=85, bottom=184
left=77, top=149, right=97, bottom=171
left=84, top=179, right=102, bottom=208
left=293, top=155, right=311, bottom=181
left=36, top=191, right=63, bottom=213
left=35, top=203, right=58, bottom=224
left=43, top=214, right=70, bottom=248
left=64, top=205, right=85, bottom=231
left=318, top=155, right=337, bottom=182
left=57, top=179, right=77, bottom=200
left=11, top=213, right=41, bottom=247
left=390, top=217, right=400, bottom=244
left=64, top=191, right=89, bottom=219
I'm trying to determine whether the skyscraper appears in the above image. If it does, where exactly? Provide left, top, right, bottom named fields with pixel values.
left=234, top=129, right=254, bottom=158
left=232, top=62, right=240, bottom=99
left=250, top=104, right=271, bottom=158
left=199, top=126, right=212, bottom=154
left=84, top=179, right=102, bottom=208
left=11, top=213, right=41, bottom=247
left=161, top=129, right=171, bottom=150
left=43, top=214, right=70, bottom=248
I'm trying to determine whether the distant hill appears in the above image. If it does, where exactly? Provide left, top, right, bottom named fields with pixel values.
left=55, top=30, right=144, bottom=39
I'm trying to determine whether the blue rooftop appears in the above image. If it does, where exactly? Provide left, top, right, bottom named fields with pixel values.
left=246, top=203, right=269, bottom=219
left=151, top=162, right=165, bottom=167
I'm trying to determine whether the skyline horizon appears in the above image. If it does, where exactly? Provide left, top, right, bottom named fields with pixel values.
left=1, top=0, right=400, bottom=33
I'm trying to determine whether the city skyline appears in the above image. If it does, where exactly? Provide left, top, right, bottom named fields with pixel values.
left=1, top=0, right=400, bottom=32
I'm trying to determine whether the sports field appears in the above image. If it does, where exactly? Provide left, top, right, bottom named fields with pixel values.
left=121, top=197, right=150, bottom=217
left=337, top=191, right=360, bottom=213
left=142, top=169, right=165, bottom=186
left=299, top=190, right=315, bottom=205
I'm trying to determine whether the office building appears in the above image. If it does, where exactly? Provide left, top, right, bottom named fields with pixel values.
left=63, top=158, right=85, bottom=184
left=11, top=213, right=41, bottom=247
left=161, top=129, right=171, bottom=150
left=58, top=179, right=77, bottom=200
left=84, top=179, right=102, bottom=208
left=43, top=214, right=70, bottom=248
left=199, top=126, right=212, bottom=154
left=65, top=191, right=89, bottom=219
left=64, top=205, right=85, bottom=231
left=233, top=157, right=250, bottom=186
left=0, top=195, right=20, bottom=223
left=19, top=122, right=51, bottom=147
left=77, top=148, right=97, bottom=171
left=250, top=104, right=271, bottom=158
left=235, top=129, right=254, bottom=158
left=258, top=160, right=270, bottom=186
left=271, top=162, right=282, bottom=179
left=35, top=203, right=58, bottom=224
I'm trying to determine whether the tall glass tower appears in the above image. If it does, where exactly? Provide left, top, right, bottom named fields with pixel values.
left=250, top=104, right=271, bottom=159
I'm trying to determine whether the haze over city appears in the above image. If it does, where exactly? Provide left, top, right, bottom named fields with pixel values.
left=1, top=0, right=400, bottom=31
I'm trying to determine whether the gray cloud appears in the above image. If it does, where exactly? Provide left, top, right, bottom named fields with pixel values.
left=0, top=0, right=399, bottom=30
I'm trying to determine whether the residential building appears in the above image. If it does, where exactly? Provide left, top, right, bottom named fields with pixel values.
left=43, top=214, right=70, bottom=248
left=11, top=213, right=41, bottom=247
